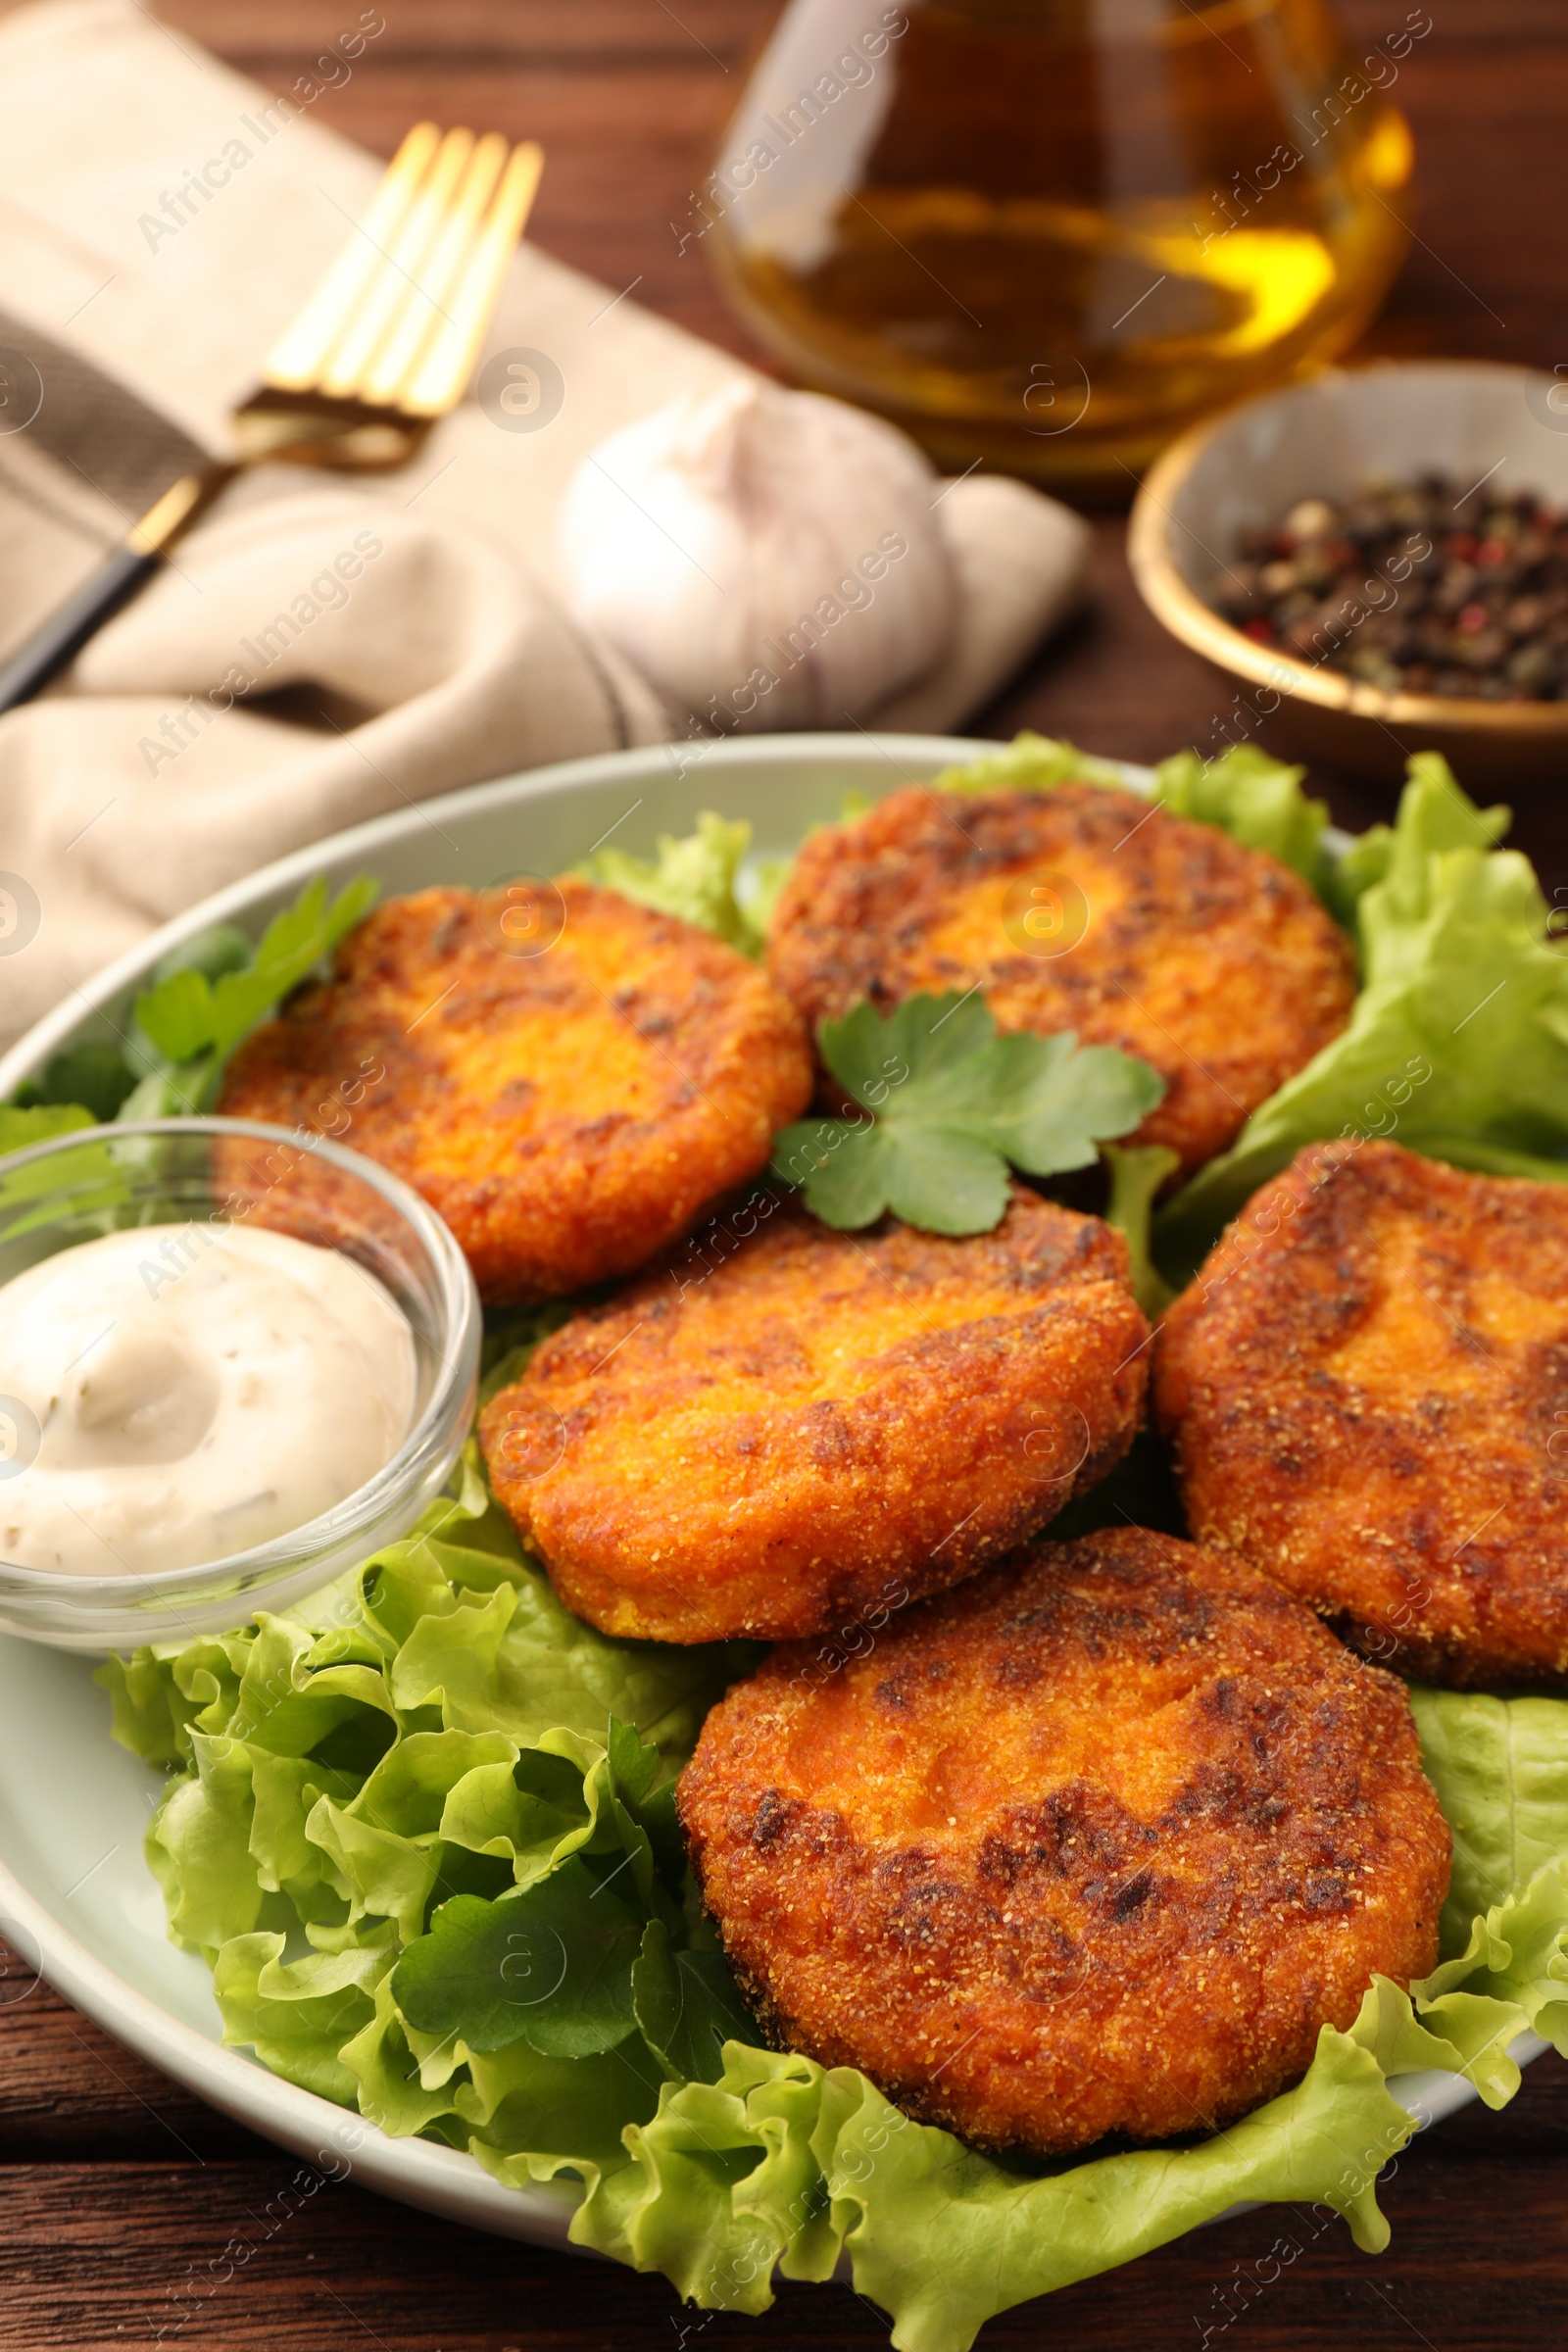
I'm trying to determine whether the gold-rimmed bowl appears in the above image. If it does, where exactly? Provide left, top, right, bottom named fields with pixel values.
left=1128, top=361, right=1568, bottom=790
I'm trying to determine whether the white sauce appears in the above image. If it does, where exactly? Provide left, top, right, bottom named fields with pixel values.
left=0, top=1221, right=416, bottom=1577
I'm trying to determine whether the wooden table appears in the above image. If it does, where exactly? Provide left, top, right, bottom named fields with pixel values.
left=6, top=4, right=1566, bottom=2345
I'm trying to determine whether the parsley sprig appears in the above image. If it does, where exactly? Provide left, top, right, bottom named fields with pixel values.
left=388, top=1720, right=752, bottom=2078
left=130, top=874, right=377, bottom=1104
left=0, top=873, right=378, bottom=1235
left=7, top=872, right=378, bottom=1139
left=771, top=993, right=1164, bottom=1236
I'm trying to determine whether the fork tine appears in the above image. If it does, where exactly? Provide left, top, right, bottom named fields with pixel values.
left=361, top=130, right=510, bottom=407
left=402, top=141, right=544, bottom=416
left=264, top=122, right=442, bottom=391
left=318, top=126, right=476, bottom=398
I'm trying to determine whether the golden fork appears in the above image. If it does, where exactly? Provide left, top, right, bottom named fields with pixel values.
left=0, top=122, right=543, bottom=712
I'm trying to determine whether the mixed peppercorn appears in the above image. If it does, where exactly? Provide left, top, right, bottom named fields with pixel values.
left=1214, top=475, right=1568, bottom=701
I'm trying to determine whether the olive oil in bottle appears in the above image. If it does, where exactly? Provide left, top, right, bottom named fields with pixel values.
left=702, top=0, right=1416, bottom=492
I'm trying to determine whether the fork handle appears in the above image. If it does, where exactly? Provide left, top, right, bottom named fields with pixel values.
left=0, top=463, right=238, bottom=715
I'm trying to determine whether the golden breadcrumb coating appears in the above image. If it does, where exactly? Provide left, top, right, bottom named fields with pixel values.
left=766, top=783, right=1355, bottom=1178
left=1156, top=1138, right=1568, bottom=1686
left=217, top=880, right=812, bottom=1304
left=480, top=1188, right=1149, bottom=1642
left=679, top=1526, right=1448, bottom=2158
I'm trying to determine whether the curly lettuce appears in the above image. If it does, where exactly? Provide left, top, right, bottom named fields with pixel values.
left=83, top=733, right=1568, bottom=2346
left=933, top=733, right=1338, bottom=905
left=934, top=730, right=1131, bottom=795
left=1154, top=754, right=1568, bottom=1277
left=1152, top=743, right=1336, bottom=902
left=103, top=1451, right=1568, bottom=2352
left=921, top=739, right=1568, bottom=1290
left=576, top=811, right=766, bottom=956
left=573, top=1738, right=1568, bottom=2352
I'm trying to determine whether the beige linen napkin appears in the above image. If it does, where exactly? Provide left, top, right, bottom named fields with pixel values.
left=0, top=0, right=1089, bottom=1052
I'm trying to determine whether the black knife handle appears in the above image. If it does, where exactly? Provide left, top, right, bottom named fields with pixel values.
left=0, top=542, right=164, bottom=713
left=0, top=462, right=237, bottom=715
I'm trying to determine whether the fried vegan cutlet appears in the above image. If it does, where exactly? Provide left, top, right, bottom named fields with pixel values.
left=217, top=881, right=812, bottom=1304
left=679, top=1526, right=1448, bottom=2159
left=1156, top=1138, right=1568, bottom=1687
left=766, top=783, right=1355, bottom=1178
left=480, top=1188, right=1149, bottom=1642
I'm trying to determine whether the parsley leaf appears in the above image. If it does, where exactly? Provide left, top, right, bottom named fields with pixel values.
left=111, top=874, right=379, bottom=1117
left=10, top=1041, right=138, bottom=1123
left=0, top=1104, right=126, bottom=1244
left=133, top=874, right=377, bottom=1073
left=771, top=993, right=1164, bottom=1236
left=632, top=1917, right=757, bottom=2085
left=389, top=1856, right=645, bottom=2059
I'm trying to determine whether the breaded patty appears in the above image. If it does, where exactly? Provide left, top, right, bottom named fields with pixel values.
left=1156, top=1138, right=1568, bottom=1687
left=766, top=783, right=1355, bottom=1177
left=217, top=880, right=812, bottom=1303
left=679, top=1526, right=1448, bottom=2158
left=480, top=1188, right=1149, bottom=1642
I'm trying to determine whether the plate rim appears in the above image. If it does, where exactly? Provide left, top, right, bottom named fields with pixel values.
left=0, top=730, right=1006, bottom=1102
left=0, top=727, right=1534, bottom=2276
left=0, top=731, right=1014, bottom=2250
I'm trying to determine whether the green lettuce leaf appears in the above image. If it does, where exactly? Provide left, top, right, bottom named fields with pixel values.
left=933, top=731, right=1130, bottom=794
left=387, top=1711, right=694, bottom=2062
left=1152, top=744, right=1335, bottom=901
left=105, top=1443, right=1568, bottom=2352
left=577, top=812, right=764, bottom=956
left=934, top=735, right=1336, bottom=906
left=1102, top=1142, right=1179, bottom=1316
left=771, top=993, right=1163, bottom=1236
left=212, top=1929, right=395, bottom=2102
left=1321, top=752, right=1510, bottom=930
left=575, top=2025, right=1416, bottom=2348
left=1155, top=756, right=1568, bottom=1278
left=101, top=1453, right=759, bottom=2197
left=1411, top=1687, right=1568, bottom=1956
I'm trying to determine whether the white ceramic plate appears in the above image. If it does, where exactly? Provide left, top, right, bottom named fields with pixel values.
left=0, top=733, right=1538, bottom=2261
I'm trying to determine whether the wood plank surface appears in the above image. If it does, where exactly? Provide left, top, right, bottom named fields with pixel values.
left=0, top=1932, right=1564, bottom=2351
left=5, top=2, right=1568, bottom=2344
left=150, top=0, right=1568, bottom=874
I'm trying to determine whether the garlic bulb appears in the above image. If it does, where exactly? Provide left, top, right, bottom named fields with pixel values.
left=557, top=379, right=956, bottom=731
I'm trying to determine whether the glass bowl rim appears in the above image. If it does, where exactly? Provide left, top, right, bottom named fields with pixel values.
left=0, top=1115, right=480, bottom=1602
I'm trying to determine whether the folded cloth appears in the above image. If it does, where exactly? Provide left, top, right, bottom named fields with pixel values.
left=0, top=0, right=1090, bottom=1053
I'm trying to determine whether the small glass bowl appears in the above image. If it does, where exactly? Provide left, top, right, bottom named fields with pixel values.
left=0, top=1118, right=480, bottom=1650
